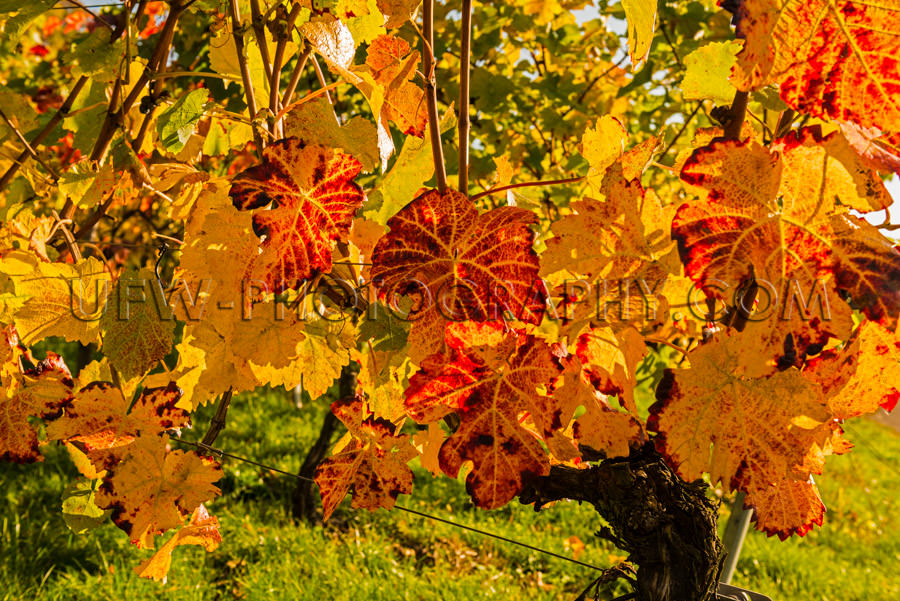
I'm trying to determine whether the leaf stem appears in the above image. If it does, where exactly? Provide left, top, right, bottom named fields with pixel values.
left=660, top=102, right=703, bottom=160
left=458, top=0, right=473, bottom=195
left=310, top=55, right=334, bottom=107
left=50, top=211, right=83, bottom=262
left=149, top=70, right=242, bottom=82
left=774, top=108, right=796, bottom=139
left=423, top=0, right=448, bottom=191
left=69, top=0, right=183, bottom=211
left=269, top=4, right=305, bottom=137
left=470, top=175, right=584, bottom=202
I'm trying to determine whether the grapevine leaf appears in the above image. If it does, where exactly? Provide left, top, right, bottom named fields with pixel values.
left=377, top=0, right=421, bottom=29
left=736, top=472, right=825, bottom=540
left=286, top=96, right=380, bottom=172
left=157, top=89, right=210, bottom=154
left=404, top=322, right=565, bottom=509
left=729, top=0, right=900, bottom=132
left=229, top=138, right=365, bottom=289
left=839, top=123, right=900, bottom=174
left=0, top=253, right=111, bottom=345
left=543, top=164, right=674, bottom=280
left=582, top=115, right=627, bottom=193
left=46, top=381, right=188, bottom=470
left=804, top=321, right=900, bottom=418
left=135, top=504, right=222, bottom=583
left=557, top=357, right=644, bottom=459
left=648, top=332, right=834, bottom=492
left=363, top=107, right=456, bottom=223
left=301, top=14, right=357, bottom=72
left=96, top=435, right=222, bottom=549
left=1, top=0, right=55, bottom=39
left=61, top=478, right=111, bottom=534
left=315, top=395, right=415, bottom=520
left=100, top=268, right=176, bottom=380
left=622, top=0, right=657, bottom=67
left=575, top=325, right=646, bottom=414
left=0, top=350, right=74, bottom=463
left=371, top=189, right=544, bottom=362
left=675, top=129, right=896, bottom=370
left=364, top=34, right=427, bottom=137
left=681, top=41, right=741, bottom=103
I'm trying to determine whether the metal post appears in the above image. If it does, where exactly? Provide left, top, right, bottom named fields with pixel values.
left=720, top=492, right=754, bottom=584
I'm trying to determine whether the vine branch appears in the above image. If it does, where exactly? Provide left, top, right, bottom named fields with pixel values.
left=281, top=43, right=313, bottom=108
left=458, top=0, right=473, bottom=194
left=201, top=388, right=234, bottom=447
left=228, top=0, right=267, bottom=153
left=722, top=90, right=749, bottom=140
left=423, top=0, right=448, bottom=191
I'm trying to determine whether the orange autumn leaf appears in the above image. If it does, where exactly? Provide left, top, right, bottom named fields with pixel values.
left=555, top=356, right=644, bottom=459
left=404, top=322, right=566, bottom=509
left=315, top=395, right=416, bottom=520
left=737, top=473, right=826, bottom=540
left=674, top=128, right=898, bottom=370
left=0, top=336, right=74, bottom=463
left=229, top=138, right=365, bottom=289
left=728, top=0, right=900, bottom=132
left=575, top=325, right=647, bottom=414
left=365, top=34, right=427, bottom=137
left=135, top=504, right=222, bottom=583
left=543, top=164, right=673, bottom=280
left=648, top=332, right=834, bottom=494
left=804, top=320, right=900, bottom=418
left=840, top=122, right=900, bottom=174
left=46, top=381, right=188, bottom=470
left=96, top=435, right=222, bottom=549
left=370, top=189, right=545, bottom=362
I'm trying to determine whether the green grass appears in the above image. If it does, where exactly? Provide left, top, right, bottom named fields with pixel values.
left=1, top=388, right=898, bottom=601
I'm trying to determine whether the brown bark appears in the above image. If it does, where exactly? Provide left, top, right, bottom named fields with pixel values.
left=520, top=444, right=725, bottom=601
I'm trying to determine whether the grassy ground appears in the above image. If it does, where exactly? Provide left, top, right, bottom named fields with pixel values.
left=1, top=387, right=897, bottom=601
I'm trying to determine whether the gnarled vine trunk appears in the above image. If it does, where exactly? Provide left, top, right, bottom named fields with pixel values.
left=520, top=445, right=725, bottom=601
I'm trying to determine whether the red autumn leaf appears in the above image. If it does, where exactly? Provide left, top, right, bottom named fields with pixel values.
left=29, top=45, right=50, bottom=57
left=674, top=129, right=898, bottom=371
left=314, top=395, right=416, bottom=520
left=370, top=189, right=545, bottom=362
left=728, top=0, right=900, bottom=132
left=230, top=138, right=365, bottom=289
left=404, top=322, right=566, bottom=509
